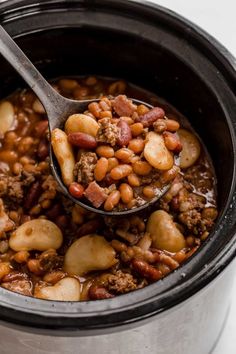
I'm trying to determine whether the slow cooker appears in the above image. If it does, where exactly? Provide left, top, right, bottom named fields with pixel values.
left=0, top=1, right=235, bottom=353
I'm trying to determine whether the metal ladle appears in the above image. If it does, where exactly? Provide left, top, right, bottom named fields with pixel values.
left=0, top=25, right=171, bottom=216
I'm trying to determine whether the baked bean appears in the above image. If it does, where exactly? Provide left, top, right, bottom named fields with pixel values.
left=104, top=190, right=121, bottom=211
left=99, top=110, right=112, bottom=119
left=99, top=100, right=111, bottom=112
left=165, top=119, right=180, bottom=132
left=133, top=160, right=152, bottom=175
left=128, top=138, right=145, bottom=154
left=127, top=173, right=141, bottom=187
left=107, top=157, right=119, bottom=172
left=17, top=137, right=34, bottom=154
left=110, top=164, right=132, bottom=180
left=94, top=157, right=109, bottom=181
left=14, top=251, right=30, bottom=263
left=96, top=145, right=114, bottom=158
left=12, top=162, right=23, bottom=175
left=160, top=165, right=180, bottom=184
left=27, top=259, right=43, bottom=275
left=69, top=183, right=84, bottom=198
left=119, top=183, right=133, bottom=204
left=137, top=104, right=150, bottom=116
left=115, top=148, right=133, bottom=162
left=88, top=102, right=101, bottom=118
left=130, top=122, right=143, bottom=137
left=0, top=150, right=18, bottom=163
left=163, top=132, right=182, bottom=153
left=121, top=117, right=134, bottom=125
left=126, top=199, right=137, bottom=209
left=142, top=186, right=155, bottom=199
left=59, top=79, right=78, bottom=91
left=108, top=80, right=126, bottom=95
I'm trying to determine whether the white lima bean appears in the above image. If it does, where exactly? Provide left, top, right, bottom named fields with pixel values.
left=147, top=210, right=186, bottom=252
left=9, top=219, right=63, bottom=251
left=35, top=277, right=80, bottom=301
left=0, top=101, right=15, bottom=135
left=144, top=131, right=173, bottom=170
left=51, top=128, right=75, bottom=186
left=178, top=129, right=201, bottom=168
left=64, top=234, right=117, bottom=276
left=65, top=114, right=99, bottom=137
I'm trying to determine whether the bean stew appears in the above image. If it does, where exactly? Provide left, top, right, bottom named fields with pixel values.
left=52, top=95, right=182, bottom=211
left=0, top=76, right=217, bottom=301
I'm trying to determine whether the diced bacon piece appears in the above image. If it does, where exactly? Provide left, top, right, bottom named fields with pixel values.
left=84, top=181, right=108, bottom=208
left=112, top=95, right=136, bottom=117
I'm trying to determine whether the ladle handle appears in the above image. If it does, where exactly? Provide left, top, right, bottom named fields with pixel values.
left=0, top=25, right=60, bottom=113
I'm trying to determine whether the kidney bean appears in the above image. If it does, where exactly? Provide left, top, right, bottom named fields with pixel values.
left=37, top=139, right=49, bottom=160
left=45, top=203, right=62, bottom=220
left=89, top=285, right=114, bottom=300
left=137, top=107, right=165, bottom=127
left=24, top=181, right=42, bottom=210
left=77, top=218, right=103, bottom=238
left=117, top=120, right=132, bottom=147
left=34, top=120, right=48, bottom=138
left=67, top=132, right=97, bottom=149
left=69, top=182, right=84, bottom=198
left=131, top=259, right=162, bottom=281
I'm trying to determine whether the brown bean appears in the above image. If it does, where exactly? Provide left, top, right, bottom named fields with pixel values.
left=27, top=259, right=43, bottom=275
left=67, top=132, right=97, bottom=149
left=14, top=251, right=30, bottom=263
left=142, top=186, right=155, bottom=198
left=121, top=117, right=134, bottom=125
left=133, top=161, right=152, bottom=175
left=89, top=285, right=114, bottom=300
left=99, top=99, right=111, bottom=111
left=138, top=107, right=165, bottom=127
left=88, top=102, right=101, bottom=118
left=130, top=122, right=143, bottom=137
left=94, top=157, right=108, bottom=181
left=127, top=173, right=141, bottom=187
left=128, top=139, right=145, bottom=154
left=115, top=148, right=133, bottom=162
left=17, top=137, right=34, bottom=154
left=137, top=104, right=149, bottom=116
left=131, top=258, right=162, bottom=281
left=119, top=183, right=134, bottom=204
left=110, top=164, right=132, bottom=180
left=104, top=190, right=121, bottom=211
left=107, top=157, right=119, bottom=172
left=153, top=119, right=167, bottom=133
left=160, top=165, right=180, bottom=184
left=96, top=145, right=114, bottom=158
left=163, top=132, right=182, bottom=153
left=99, top=111, right=112, bottom=119
left=117, top=120, right=132, bottom=147
left=0, top=150, right=18, bottom=163
left=165, top=119, right=180, bottom=132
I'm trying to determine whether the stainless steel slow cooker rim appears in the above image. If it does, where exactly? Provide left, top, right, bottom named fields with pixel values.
left=0, top=0, right=235, bottom=331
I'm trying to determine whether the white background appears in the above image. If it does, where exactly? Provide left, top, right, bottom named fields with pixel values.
left=145, top=1, right=236, bottom=353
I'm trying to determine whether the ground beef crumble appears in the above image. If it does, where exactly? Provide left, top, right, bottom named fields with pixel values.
left=74, top=152, right=97, bottom=185
left=105, top=270, right=138, bottom=294
left=96, top=118, right=119, bottom=146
